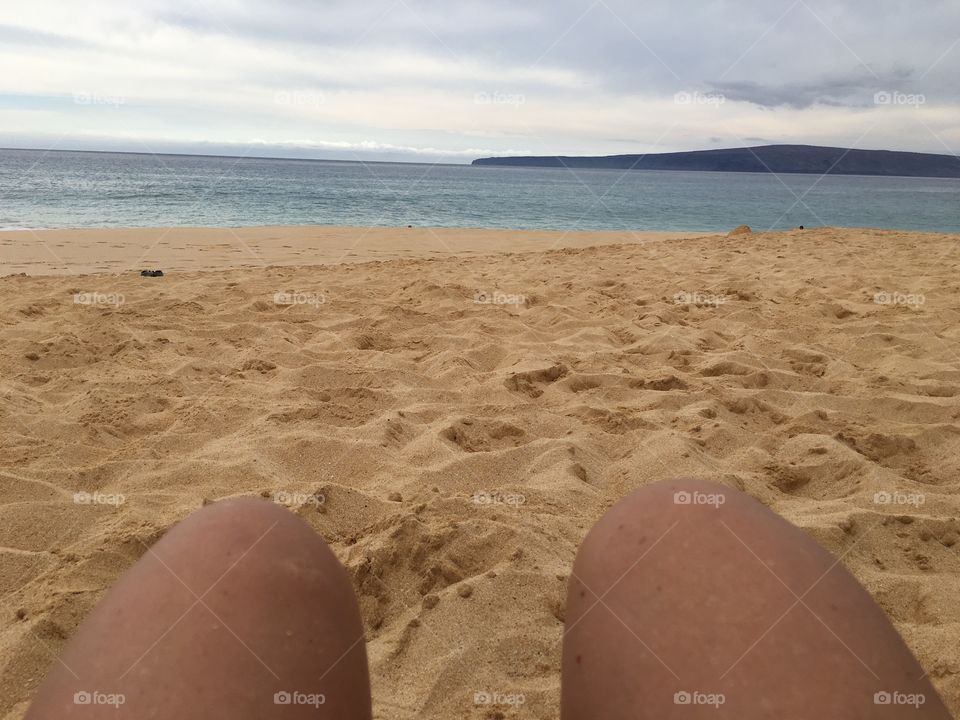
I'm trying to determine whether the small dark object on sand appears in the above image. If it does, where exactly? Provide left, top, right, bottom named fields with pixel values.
left=798, top=225, right=805, bottom=230
left=140, top=270, right=164, bottom=277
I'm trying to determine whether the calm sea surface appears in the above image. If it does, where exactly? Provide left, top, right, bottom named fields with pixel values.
left=1, top=148, right=958, bottom=233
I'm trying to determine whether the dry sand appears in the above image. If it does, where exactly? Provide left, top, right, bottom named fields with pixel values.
left=2, top=226, right=960, bottom=718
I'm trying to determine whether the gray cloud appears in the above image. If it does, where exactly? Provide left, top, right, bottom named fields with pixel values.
left=0, top=23, right=96, bottom=49
left=146, top=0, right=960, bottom=100
left=709, top=68, right=916, bottom=109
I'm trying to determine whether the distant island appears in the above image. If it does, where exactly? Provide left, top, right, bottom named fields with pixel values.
left=472, top=144, right=960, bottom=179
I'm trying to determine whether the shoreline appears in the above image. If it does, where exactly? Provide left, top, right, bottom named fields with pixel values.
left=3, top=225, right=959, bottom=278
left=0, top=225, right=717, bottom=277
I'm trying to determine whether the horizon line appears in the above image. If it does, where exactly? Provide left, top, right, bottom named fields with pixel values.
left=3, top=141, right=957, bottom=168
left=0, top=146, right=473, bottom=167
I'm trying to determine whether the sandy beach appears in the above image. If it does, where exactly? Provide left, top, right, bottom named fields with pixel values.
left=2, top=225, right=960, bottom=718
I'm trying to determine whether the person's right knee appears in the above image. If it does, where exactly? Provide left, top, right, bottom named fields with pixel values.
left=561, top=478, right=951, bottom=719
left=570, top=479, right=764, bottom=583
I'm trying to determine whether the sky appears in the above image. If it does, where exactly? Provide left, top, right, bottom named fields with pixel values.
left=1, top=0, right=958, bottom=163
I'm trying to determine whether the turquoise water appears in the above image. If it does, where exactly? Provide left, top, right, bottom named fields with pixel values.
left=1, top=148, right=958, bottom=232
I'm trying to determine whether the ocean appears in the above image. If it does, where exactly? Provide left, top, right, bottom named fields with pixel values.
left=1, top=148, right=958, bottom=233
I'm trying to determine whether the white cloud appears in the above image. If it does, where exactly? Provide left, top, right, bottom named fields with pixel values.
left=0, top=0, right=957, bottom=161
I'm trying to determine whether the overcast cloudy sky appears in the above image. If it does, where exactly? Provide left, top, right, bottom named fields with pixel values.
left=1, top=0, right=958, bottom=163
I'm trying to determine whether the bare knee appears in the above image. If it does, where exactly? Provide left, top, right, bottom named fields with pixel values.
left=563, top=479, right=952, bottom=719
left=168, top=496, right=327, bottom=550
left=572, top=478, right=799, bottom=584
left=26, top=496, right=370, bottom=720
left=153, top=496, right=345, bottom=583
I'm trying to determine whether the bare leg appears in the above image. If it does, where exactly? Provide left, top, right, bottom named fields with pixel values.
left=26, top=498, right=371, bottom=719
left=561, top=479, right=950, bottom=719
